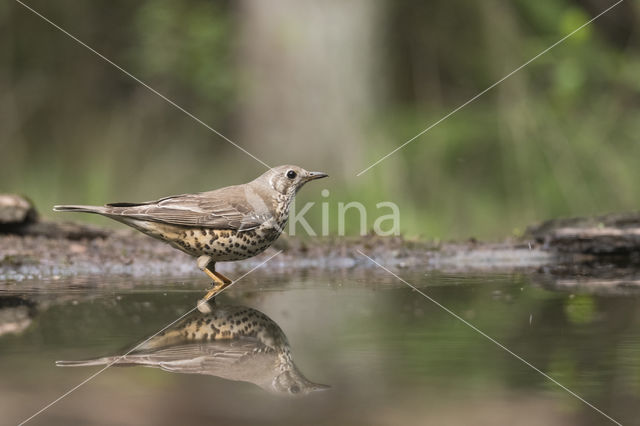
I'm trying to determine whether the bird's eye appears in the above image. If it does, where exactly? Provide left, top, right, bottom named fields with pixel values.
left=289, top=385, right=300, bottom=394
left=286, top=170, right=297, bottom=179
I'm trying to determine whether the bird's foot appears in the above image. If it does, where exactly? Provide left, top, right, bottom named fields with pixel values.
left=197, top=281, right=226, bottom=313
left=202, top=268, right=233, bottom=300
left=202, top=282, right=224, bottom=300
left=197, top=256, right=234, bottom=309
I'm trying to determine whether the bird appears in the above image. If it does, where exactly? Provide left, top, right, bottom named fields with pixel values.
left=57, top=301, right=330, bottom=395
left=54, top=165, right=327, bottom=300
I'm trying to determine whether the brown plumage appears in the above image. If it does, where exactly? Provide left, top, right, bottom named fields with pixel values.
left=54, top=165, right=327, bottom=297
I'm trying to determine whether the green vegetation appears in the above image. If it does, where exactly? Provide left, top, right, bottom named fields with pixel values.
left=2, top=0, right=638, bottom=239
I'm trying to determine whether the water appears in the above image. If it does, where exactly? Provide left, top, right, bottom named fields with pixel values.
left=0, top=270, right=638, bottom=425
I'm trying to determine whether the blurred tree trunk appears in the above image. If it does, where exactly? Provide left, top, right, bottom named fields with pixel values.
left=236, top=0, right=383, bottom=175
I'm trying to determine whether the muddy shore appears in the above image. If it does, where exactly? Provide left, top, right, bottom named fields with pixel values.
left=2, top=195, right=640, bottom=281
left=0, top=219, right=636, bottom=282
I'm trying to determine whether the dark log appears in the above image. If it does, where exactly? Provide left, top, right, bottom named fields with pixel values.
left=526, top=212, right=640, bottom=255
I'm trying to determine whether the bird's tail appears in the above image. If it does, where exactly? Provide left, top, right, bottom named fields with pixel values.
left=56, top=356, right=114, bottom=367
left=53, top=205, right=108, bottom=215
left=56, top=356, right=139, bottom=367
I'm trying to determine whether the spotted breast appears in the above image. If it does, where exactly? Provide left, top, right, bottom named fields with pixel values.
left=129, top=218, right=285, bottom=262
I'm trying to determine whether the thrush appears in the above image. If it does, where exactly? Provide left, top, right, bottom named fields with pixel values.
left=54, top=165, right=327, bottom=299
left=56, top=301, right=329, bottom=395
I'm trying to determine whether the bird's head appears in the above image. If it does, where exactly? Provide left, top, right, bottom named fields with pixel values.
left=259, top=165, right=328, bottom=197
left=270, top=365, right=331, bottom=396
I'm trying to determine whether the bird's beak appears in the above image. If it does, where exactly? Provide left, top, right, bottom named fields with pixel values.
left=310, top=383, right=331, bottom=391
left=306, top=171, right=328, bottom=181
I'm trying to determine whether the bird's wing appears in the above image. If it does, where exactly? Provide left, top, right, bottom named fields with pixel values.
left=58, top=340, right=263, bottom=370
left=124, top=340, right=265, bottom=375
left=103, top=185, right=273, bottom=230
left=156, top=342, right=260, bottom=374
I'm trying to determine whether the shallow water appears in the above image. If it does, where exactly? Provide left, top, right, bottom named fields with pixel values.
left=0, top=270, right=639, bottom=425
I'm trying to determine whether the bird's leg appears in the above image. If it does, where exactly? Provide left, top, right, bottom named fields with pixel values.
left=211, top=270, right=233, bottom=284
left=197, top=256, right=233, bottom=301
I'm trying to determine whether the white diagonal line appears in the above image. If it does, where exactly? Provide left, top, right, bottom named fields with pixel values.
left=14, top=0, right=271, bottom=170
left=356, top=0, right=623, bottom=176
left=357, top=250, right=622, bottom=426
left=17, top=250, right=282, bottom=426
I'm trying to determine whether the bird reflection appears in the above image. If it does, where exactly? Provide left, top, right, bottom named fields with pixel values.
left=57, top=301, right=329, bottom=396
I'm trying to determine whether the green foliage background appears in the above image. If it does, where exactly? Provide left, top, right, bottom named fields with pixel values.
left=1, top=0, right=639, bottom=239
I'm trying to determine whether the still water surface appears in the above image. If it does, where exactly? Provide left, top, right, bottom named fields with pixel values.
left=0, top=270, right=638, bottom=425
